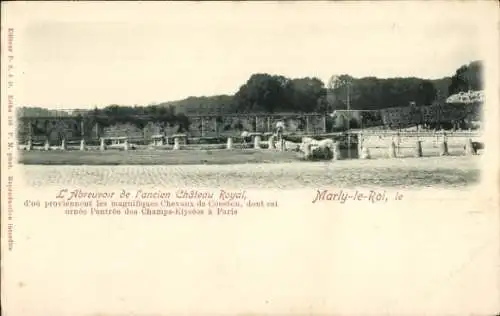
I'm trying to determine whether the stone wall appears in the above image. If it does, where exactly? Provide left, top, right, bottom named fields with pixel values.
left=359, top=131, right=482, bottom=158
left=17, top=118, right=84, bottom=145
left=380, top=103, right=481, bottom=128
left=17, top=104, right=482, bottom=145
left=185, top=114, right=327, bottom=137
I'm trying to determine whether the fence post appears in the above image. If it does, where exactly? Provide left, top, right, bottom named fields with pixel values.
left=388, top=141, right=396, bottom=158
left=439, top=140, right=448, bottom=156
left=464, top=138, right=476, bottom=155
left=303, top=143, right=312, bottom=160
left=254, top=135, right=261, bottom=149
left=357, top=132, right=363, bottom=154
left=332, top=141, right=342, bottom=160
left=414, top=140, right=422, bottom=157
left=26, top=137, right=33, bottom=151
left=173, top=137, right=180, bottom=150
left=396, top=131, right=401, bottom=155
left=100, top=137, right=106, bottom=151
left=361, top=146, right=371, bottom=159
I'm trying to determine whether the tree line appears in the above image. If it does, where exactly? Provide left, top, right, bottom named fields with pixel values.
left=19, top=60, right=483, bottom=131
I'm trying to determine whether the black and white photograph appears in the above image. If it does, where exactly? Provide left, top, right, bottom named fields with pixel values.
left=13, top=2, right=487, bottom=189
left=2, top=2, right=499, bottom=316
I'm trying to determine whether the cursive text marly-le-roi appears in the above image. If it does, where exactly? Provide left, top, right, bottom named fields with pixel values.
left=312, top=189, right=401, bottom=204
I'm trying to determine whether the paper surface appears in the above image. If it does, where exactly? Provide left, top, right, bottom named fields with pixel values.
left=2, top=2, right=499, bottom=315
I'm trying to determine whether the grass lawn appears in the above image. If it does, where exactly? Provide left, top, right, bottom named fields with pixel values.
left=18, top=149, right=303, bottom=165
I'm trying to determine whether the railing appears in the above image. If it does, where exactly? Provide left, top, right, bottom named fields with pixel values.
left=352, top=129, right=481, bottom=138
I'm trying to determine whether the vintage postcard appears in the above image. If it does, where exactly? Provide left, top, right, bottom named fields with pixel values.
left=1, top=1, right=499, bottom=315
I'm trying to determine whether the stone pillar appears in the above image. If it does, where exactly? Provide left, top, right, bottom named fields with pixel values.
left=396, top=132, right=401, bottom=155
left=254, top=135, right=261, bottom=149
left=388, top=141, right=396, bottom=158
left=268, top=135, right=275, bottom=150
left=27, top=138, right=33, bottom=151
left=123, top=138, right=129, bottom=151
left=173, top=137, right=180, bottom=150
left=332, top=141, right=342, bottom=160
left=44, top=139, right=50, bottom=151
left=80, top=139, right=86, bottom=151
left=465, top=138, right=476, bottom=155
left=303, top=143, right=312, bottom=160
left=414, top=140, right=422, bottom=158
left=226, top=137, right=233, bottom=150
left=439, top=141, right=449, bottom=156
left=61, top=139, right=67, bottom=151
left=357, top=133, right=363, bottom=154
left=361, top=146, right=371, bottom=159
left=100, top=138, right=106, bottom=151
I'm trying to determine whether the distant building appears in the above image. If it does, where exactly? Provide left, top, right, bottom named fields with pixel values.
left=330, top=110, right=382, bottom=130
left=380, top=102, right=422, bottom=128
left=330, top=94, right=482, bottom=130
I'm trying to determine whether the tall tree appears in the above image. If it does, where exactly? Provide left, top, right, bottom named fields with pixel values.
left=415, top=80, right=437, bottom=106
left=234, top=74, right=290, bottom=113
left=286, top=77, right=327, bottom=112
left=448, top=60, right=483, bottom=95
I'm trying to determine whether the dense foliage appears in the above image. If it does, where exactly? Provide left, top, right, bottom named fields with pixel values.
left=448, top=60, right=483, bottom=96
left=234, top=74, right=328, bottom=113
left=19, top=61, right=483, bottom=132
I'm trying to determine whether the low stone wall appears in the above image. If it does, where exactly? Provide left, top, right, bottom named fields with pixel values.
left=358, top=131, right=482, bottom=158
left=19, top=128, right=483, bottom=161
left=18, top=114, right=331, bottom=143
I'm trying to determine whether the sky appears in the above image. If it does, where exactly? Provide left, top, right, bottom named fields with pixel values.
left=3, top=1, right=495, bottom=109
